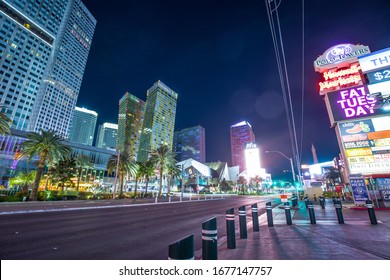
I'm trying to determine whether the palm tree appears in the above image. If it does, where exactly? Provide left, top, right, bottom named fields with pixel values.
left=75, top=154, right=93, bottom=192
left=106, top=150, right=138, bottom=198
left=9, top=170, right=36, bottom=195
left=0, top=106, right=12, bottom=135
left=51, top=157, right=77, bottom=191
left=323, top=167, right=340, bottom=190
left=237, top=176, right=247, bottom=194
left=138, top=160, right=155, bottom=197
left=149, top=145, right=175, bottom=197
left=133, top=161, right=143, bottom=198
left=166, top=161, right=180, bottom=195
left=20, top=130, right=72, bottom=201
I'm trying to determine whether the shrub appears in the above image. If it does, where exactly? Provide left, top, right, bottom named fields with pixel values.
left=323, top=191, right=339, bottom=198
left=0, top=196, right=23, bottom=202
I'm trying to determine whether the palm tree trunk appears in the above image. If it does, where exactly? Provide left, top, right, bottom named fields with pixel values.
left=145, top=177, right=149, bottom=197
left=167, top=175, right=171, bottom=196
left=30, top=162, right=45, bottom=201
left=119, top=172, right=124, bottom=198
left=158, top=168, right=163, bottom=197
left=76, top=168, right=82, bottom=192
left=134, top=177, right=138, bottom=198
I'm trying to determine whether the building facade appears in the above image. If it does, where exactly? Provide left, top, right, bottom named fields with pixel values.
left=117, top=92, right=145, bottom=157
left=68, top=106, right=97, bottom=146
left=138, top=81, right=178, bottom=162
left=96, top=122, right=118, bottom=150
left=0, top=0, right=96, bottom=136
left=230, top=121, right=256, bottom=172
left=174, top=125, right=206, bottom=163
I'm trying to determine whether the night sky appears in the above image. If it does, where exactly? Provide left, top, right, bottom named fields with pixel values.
left=78, top=0, right=390, bottom=178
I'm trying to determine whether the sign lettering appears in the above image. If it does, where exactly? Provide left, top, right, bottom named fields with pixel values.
left=319, top=65, right=362, bottom=94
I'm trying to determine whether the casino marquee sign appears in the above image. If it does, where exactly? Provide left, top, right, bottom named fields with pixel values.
left=314, top=44, right=370, bottom=73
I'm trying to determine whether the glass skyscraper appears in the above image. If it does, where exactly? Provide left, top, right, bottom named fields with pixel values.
left=174, top=125, right=206, bottom=163
left=117, top=92, right=145, bottom=157
left=96, top=122, right=118, bottom=150
left=138, top=81, right=178, bottom=162
left=0, top=0, right=96, bottom=136
left=68, top=106, right=97, bottom=146
left=230, top=121, right=256, bottom=172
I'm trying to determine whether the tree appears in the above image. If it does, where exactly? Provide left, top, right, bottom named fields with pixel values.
left=237, top=176, right=247, bottom=194
left=149, top=145, right=175, bottom=197
left=138, top=160, right=155, bottom=197
left=51, top=158, right=77, bottom=191
left=323, top=167, right=340, bottom=190
left=21, top=130, right=72, bottom=201
left=75, top=154, right=93, bottom=192
left=0, top=106, right=12, bottom=135
left=220, top=178, right=233, bottom=192
left=166, top=161, right=180, bottom=195
left=9, top=170, right=36, bottom=195
left=133, top=161, right=143, bottom=198
left=106, top=150, right=138, bottom=198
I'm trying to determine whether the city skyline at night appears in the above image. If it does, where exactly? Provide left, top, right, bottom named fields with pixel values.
left=71, top=0, right=390, bottom=176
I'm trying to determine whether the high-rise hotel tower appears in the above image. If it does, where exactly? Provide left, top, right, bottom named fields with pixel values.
left=96, top=122, right=118, bottom=150
left=117, top=92, right=145, bottom=157
left=174, top=125, right=206, bottom=163
left=138, top=81, right=178, bottom=162
left=0, top=0, right=96, bottom=136
left=68, top=106, right=97, bottom=146
left=230, top=121, right=256, bottom=172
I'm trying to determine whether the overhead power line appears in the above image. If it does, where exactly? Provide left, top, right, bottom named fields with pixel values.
left=264, top=0, right=305, bottom=182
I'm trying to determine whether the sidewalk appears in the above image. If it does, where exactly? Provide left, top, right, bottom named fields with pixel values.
left=217, top=199, right=390, bottom=260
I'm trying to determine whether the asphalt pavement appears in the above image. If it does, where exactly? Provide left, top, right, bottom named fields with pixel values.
left=1, top=196, right=389, bottom=260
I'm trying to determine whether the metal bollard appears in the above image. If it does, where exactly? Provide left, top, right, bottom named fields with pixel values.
left=155, top=196, right=158, bottom=204
left=365, top=200, right=378, bottom=225
left=284, top=202, right=292, bottom=225
left=168, top=234, right=194, bottom=260
left=334, top=201, right=344, bottom=224
left=239, top=206, right=247, bottom=239
left=308, top=201, right=316, bottom=224
left=202, top=217, right=218, bottom=260
left=226, top=208, right=236, bottom=249
left=266, top=202, right=274, bottom=227
left=293, top=196, right=298, bottom=207
left=319, top=196, right=325, bottom=209
left=251, top=203, right=260, bottom=232
left=304, top=197, right=309, bottom=209
left=169, top=196, right=171, bottom=203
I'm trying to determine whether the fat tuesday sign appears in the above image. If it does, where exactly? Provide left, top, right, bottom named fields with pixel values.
left=326, top=85, right=378, bottom=123
left=314, top=44, right=370, bottom=73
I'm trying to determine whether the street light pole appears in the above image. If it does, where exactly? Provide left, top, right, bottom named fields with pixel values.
left=181, top=162, right=184, bottom=199
left=265, top=150, right=296, bottom=185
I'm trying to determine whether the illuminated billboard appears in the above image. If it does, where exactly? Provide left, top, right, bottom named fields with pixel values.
left=318, top=64, right=362, bottom=95
left=244, top=143, right=261, bottom=178
left=314, top=44, right=370, bottom=73
left=358, top=47, right=390, bottom=73
left=325, top=85, right=390, bottom=124
left=338, top=116, right=390, bottom=175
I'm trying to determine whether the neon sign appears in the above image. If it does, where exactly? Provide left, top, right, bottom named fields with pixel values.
left=319, top=64, right=362, bottom=94
left=336, top=87, right=376, bottom=118
left=327, top=86, right=380, bottom=122
left=314, top=44, right=370, bottom=73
